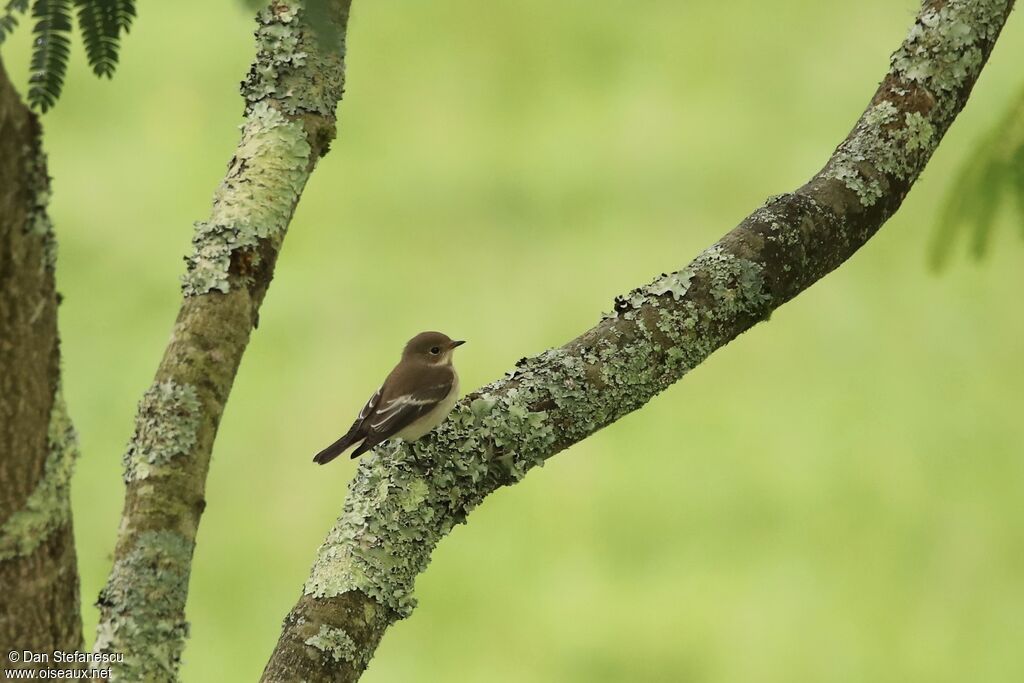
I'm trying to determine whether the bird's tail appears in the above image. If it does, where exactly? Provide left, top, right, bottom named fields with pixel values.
left=313, top=430, right=361, bottom=465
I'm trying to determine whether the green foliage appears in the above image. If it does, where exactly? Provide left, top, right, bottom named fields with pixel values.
left=26, top=0, right=73, bottom=112
left=0, top=0, right=30, bottom=42
left=932, top=88, right=1024, bottom=268
left=74, top=0, right=134, bottom=77
left=0, top=0, right=134, bottom=111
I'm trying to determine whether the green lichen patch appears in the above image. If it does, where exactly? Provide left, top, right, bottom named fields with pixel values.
left=693, top=245, right=773, bottom=319
left=901, top=111, right=936, bottom=152
left=822, top=0, right=1008, bottom=207
left=824, top=103, right=938, bottom=207
left=93, top=530, right=192, bottom=681
left=304, top=624, right=360, bottom=664
left=122, top=381, right=201, bottom=483
left=0, top=388, right=78, bottom=561
left=242, top=2, right=347, bottom=116
left=645, top=245, right=773, bottom=374
left=824, top=101, right=899, bottom=206
left=891, top=0, right=1008, bottom=98
left=181, top=102, right=312, bottom=296
left=610, top=268, right=695, bottom=320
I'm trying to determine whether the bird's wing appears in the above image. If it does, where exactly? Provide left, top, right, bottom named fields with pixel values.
left=364, top=372, right=454, bottom=440
left=355, top=385, right=383, bottom=427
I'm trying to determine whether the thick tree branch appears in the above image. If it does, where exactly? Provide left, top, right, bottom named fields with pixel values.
left=262, top=1, right=1016, bottom=681
left=92, top=1, right=353, bottom=678
left=0, top=55, right=82, bottom=662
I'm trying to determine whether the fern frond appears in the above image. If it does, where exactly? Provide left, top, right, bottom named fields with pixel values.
left=27, top=0, right=74, bottom=112
left=74, top=0, right=119, bottom=77
left=112, top=0, right=132, bottom=32
left=0, top=0, right=30, bottom=44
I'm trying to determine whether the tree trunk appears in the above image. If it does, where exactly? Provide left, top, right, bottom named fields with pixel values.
left=0, top=54, right=82, bottom=664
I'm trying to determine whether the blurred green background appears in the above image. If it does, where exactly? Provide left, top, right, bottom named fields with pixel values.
left=4, top=1, right=1024, bottom=680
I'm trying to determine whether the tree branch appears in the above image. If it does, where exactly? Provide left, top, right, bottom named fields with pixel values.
left=91, top=1, right=353, bottom=678
left=0, top=54, right=82, bottom=661
left=262, top=1, right=1016, bottom=680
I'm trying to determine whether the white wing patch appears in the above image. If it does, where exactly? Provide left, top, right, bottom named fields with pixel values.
left=370, top=394, right=433, bottom=429
left=358, top=386, right=383, bottom=420
left=368, top=384, right=453, bottom=431
left=380, top=395, right=434, bottom=411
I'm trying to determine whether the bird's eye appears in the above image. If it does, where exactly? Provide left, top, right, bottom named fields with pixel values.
left=430, top=346, right=440, bottom=355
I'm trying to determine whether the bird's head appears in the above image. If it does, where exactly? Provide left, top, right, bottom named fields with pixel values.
left=403, top=331, right=465, bottom=366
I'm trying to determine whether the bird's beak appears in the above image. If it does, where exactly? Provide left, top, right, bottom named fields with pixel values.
left=449, top=340, right=466, bottom=348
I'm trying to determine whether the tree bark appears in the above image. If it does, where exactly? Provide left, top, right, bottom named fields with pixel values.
left=91, top=2, right=353, bottom=679
left=262, top=1, right=1016, bottom=681
left=0, top=55, right=82, bottom=663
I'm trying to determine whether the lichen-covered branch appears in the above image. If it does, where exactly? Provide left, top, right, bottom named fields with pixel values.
left=92, top=2, right=353, bottom=678
left=262, top=1, right=1015, bottom=680
left=0, top=54, right=83, bottom=660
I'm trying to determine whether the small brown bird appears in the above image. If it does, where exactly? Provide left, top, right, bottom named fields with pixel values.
left=313, top=331, right=465, bottom=464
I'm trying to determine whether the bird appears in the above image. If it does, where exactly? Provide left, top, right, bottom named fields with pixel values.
left=313, top=331, right=466, bottom=464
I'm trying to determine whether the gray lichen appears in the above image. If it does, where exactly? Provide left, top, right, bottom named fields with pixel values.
left=0, top=387, right=78, bottom=560
left=609, top=267, right=694, bottom=320
left=824, top=102, right=900, bottom=206
left=94, top=530, right=192, bottom=681
left=891, top=0, right=1007, bottom=98
left=824, top=0, right=1009, bottom=207
left=649, top=246, right=772, bottom=372
left=824, top=102, right=939, bottom=207
left=122, top=381, right=201, bottom=483
left=242, top=2, right=347, bottom=116
left=182, top=102, right=312, bottom=296
left=305, top=625, right=360, bottom=664
left=827, top=102, right=937, bottom=206
left=181, top=2, right=348, bottom=297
